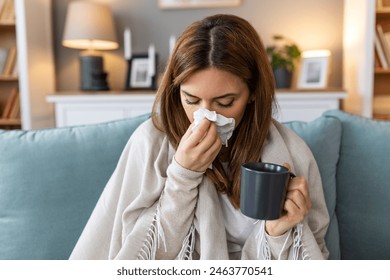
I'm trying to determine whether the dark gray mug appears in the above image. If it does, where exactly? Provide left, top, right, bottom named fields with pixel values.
left=240, top=162, right=294, bottom=220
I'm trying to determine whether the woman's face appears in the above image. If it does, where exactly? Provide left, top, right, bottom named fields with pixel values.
left=179, top=67, right=250, bottom=127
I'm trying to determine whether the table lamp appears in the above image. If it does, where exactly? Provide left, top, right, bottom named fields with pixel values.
left=62, top=1, right=118, bottom=91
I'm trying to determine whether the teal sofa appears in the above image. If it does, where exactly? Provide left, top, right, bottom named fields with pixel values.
left=0, top=110, right=389, bottom=260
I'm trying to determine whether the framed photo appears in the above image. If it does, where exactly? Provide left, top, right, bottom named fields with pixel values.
left=297, top=56, right=330, bottom=89
left=158, top=0, right=241, bottom=9
left=125, top=54, right=158, bottom=90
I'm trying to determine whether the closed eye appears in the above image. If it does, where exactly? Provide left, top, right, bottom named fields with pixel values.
left=217, top=99, right=235, bottom=108
left=181, top=90, right=237, bottom=108
left=185, top=98, right=199, bottom=105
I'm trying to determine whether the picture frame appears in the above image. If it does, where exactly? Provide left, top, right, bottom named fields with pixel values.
left=297, top=55, right=330, bottom=89
left=125, top=54, right=158, bottom=90
left=158, top=0, right=241, bottom=10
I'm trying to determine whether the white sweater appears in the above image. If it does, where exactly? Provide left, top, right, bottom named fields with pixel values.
left=70, top=118, right=330, bottom=260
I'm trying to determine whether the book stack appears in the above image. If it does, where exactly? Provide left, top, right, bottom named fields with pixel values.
left=0, top=0, right=15, bottom=24
left=375, top=24, right=390, bottom=69
left=0, top=46, right=17, bottom=77
left=1, top=87, right=19, bottom=120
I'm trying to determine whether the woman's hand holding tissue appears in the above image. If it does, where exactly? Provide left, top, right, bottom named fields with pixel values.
left=175, top=118, right=222, bottom=172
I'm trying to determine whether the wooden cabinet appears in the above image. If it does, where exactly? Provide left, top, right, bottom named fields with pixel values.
left=275, top=89, right=347, bottom=122
left=47, top=90, right=346, bottom=128
left=0, top=0, right=55, bottom=130
left=46, top=92, right=155, bottom=128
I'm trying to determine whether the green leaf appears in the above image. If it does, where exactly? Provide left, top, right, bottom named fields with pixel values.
left=266, top=35, right=301, bottom=71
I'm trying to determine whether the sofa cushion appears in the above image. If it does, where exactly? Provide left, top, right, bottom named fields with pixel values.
left=0, top=114, right=149, bottom=260
left=324, top=110, right=390, bottom=259
left=284, top=115, right=342, bottom=260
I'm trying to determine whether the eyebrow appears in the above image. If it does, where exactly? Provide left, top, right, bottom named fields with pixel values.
left=181, top=90, right=238, bottom=100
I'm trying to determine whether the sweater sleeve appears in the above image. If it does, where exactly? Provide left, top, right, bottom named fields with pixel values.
left=154, top=158, right=204, bottom=259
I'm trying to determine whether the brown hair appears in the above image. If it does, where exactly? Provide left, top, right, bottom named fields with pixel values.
left=152, top=14, right=275, bottom=208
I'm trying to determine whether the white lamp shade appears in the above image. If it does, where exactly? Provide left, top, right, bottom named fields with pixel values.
left=62, top=1, right=118, bottom=50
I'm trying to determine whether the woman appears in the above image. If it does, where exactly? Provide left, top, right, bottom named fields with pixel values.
left=70, top=14, right=329, bottom=260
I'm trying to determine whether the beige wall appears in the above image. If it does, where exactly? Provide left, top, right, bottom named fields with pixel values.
left=53, top=0, right=344, bottom=91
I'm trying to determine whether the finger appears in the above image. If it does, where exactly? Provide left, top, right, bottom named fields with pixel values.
left=193, top=124, right=221, bottom=168
left=187, top=119, right=212, bottom=146
left=181, top=119, right=210, bottom=148
left=288, top=177, right=308, bottom=194
left=197, top=122, right=219, bottom=149
left=283, top=198, right=306, bottom=222
left=283, top=162, right=291, bottom=171
left=192, top=136, right=222, bottom=172
left=182, top=122, right=196, bottom=140
left=286, top=189, right=308, bottom=212
left=283, top=198, right=298, bottom=214
left=202, top=131, right=222, bottom=159
left=286, top=188, right=311, bottom=210
left=288, top=177, right=311, bottom=207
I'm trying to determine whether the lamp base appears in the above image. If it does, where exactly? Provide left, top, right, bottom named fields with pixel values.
left=79, top=54, right=109, bottom=91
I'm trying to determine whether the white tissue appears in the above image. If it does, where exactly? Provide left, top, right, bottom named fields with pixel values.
left=192, top=108, right=235, bottom=146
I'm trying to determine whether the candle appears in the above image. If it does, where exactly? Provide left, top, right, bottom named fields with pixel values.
left=124, top=27, right=131, bottom=60
left=169, top=35, right=176, bottom=57
left=148, top=44, right=155, bottom=77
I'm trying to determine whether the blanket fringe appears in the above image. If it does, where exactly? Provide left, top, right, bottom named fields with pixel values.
left=256, top=220, right=271, bottom=260
left=175, top=223, right=195, bottom=260
left=292, top=223, right=310, bottom=260
left=278, top=229, right=292, bottom=260
left=137, top=204, right=195, bottom=260
left=155, top=204, right=167, bottom=252
left=256, top=221, right=309, bottom=260
left=137, top=204, right=167, bottom=260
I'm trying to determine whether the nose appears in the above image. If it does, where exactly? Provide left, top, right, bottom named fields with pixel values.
left=200, top=101, right=213, bottom=111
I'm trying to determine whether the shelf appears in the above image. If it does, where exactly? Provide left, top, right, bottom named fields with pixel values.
left=0, top=76, right=18, bottom=81
left=374, top=68, right=390, bottom=74
left=0, top=118, right=21, bottom=126
left=376, top=10, right=390, bottom=16
left=373, top=114, right=390, bottom=120
left=0, top=21, right=15, bottom=28
left=373, top=96, right=390, bottom=120
left=374, top=96, right=390, bottom=119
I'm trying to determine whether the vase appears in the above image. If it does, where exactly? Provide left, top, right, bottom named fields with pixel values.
left=273, top=68, right=292, bottom=89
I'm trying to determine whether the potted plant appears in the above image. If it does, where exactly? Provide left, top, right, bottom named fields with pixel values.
left=266, top=35, right=301, bottom=89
